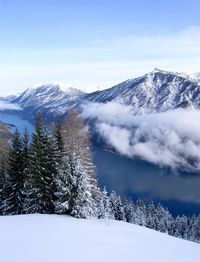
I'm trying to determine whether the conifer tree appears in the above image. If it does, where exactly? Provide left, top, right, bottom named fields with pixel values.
left=23, top=114, right=54, bottom=214
left=49, top=130, right=67, bottom=213
left=51, top=116, right=72, bottom=213
left=146, top=201, right=157, bottom=229
left=61, top=109, right=98, bottom=218
left=53, top=162, right=70, bottom=214
left=132, top=199, right=147, bottom=226
left=109, top=191, right=126, bottom=221
left=155, top=203, right=173, bottom=233
left=95, top=187, right=114, bottom=219
left=4, top=129, right=24, bottom=215
left=22, top=128, right=30, bottom=171
left=124, top=199, right=135, bottom=223
left=53, top=115, right=64, bottom=160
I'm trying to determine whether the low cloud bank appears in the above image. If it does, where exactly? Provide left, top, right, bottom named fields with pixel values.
left=0, top=100, right=22, bottom=111
left=82, top=102, right=200, bottom=171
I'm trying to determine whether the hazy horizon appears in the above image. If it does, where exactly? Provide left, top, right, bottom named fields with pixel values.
left=0, top=0, right=200, bottom=95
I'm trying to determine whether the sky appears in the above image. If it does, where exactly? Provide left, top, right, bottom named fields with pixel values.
left=0, top=0, right=200, bottom=95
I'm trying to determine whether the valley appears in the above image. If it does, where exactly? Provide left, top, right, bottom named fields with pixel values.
left=94, top=146, right=200, bottom=216
left=1, top=110, right=200, bottom=217
left=1, top=1, right=200, bottom=260
left=2, top=69, right=200, bottom=217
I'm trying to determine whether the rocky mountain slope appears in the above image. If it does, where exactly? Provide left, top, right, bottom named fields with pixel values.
left=83, top=68, right=200, bottom=114
left=10, top=84, right=85, bottom=121
left=3, top=68, right=200, bottom=121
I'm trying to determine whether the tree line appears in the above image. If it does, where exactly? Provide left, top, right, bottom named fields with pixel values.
left=0, top=109, right=199, bottom=243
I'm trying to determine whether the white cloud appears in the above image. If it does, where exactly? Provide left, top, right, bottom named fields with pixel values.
left=0, top=100, right=21, bottom=110
left=1, top=27, right=200, bottom=95
left=82, top=102, right=200, bottom=171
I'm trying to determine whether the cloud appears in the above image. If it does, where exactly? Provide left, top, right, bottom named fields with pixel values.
left=1, top=27, right=200, bottom=95
left=0, top=100, right=21, bottom=111
left=82, top=102, right=200, bottom=171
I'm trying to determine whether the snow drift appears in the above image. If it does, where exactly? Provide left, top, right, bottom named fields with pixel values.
left=0, top=214, right=199, bottom=262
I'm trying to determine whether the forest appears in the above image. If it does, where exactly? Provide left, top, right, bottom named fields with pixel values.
left=0, top=109, right=199, bottom=243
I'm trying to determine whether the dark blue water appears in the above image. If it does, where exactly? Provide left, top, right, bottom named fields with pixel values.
left=93, top=147, right=200, bottom=217
left=0, top=112, right=34, bottom=134
left=1, top=112, right=200, bottom=217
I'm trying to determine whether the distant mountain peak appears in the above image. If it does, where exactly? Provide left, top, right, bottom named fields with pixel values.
left=152, top=68, right=166, bottom=73
left=28, top=83, right=84, bottom=96
left=4, top=68, right=200, bottom=122
left=84, top=68, right=200, bottom=114
left=10, top=83, right=85, bottom=121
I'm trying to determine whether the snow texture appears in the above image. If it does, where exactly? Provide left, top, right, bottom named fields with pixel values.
left=5, top=68, right=200, bottom=120
left=0, top=214, right=199, bottom=262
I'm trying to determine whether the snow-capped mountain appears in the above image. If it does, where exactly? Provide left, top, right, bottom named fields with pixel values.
left=192, top=72, right=200, bottom=84
left=11, top=84, right=85, bottom=121
left=3, top=68, right=200, bottom=121
left=83, top=68, right=200, bottom=114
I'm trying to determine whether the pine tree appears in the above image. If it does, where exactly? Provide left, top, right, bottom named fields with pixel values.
left=146, top=201, right=157, bottom=229
left=132, top=199, right=147, bottom=226
left=189, top=214, right=199, bottom=241
left=155, top=203, right=173, bottom=233
left=53, top=161, right=70, bottom=214
left=95, top=187, right=114, bottom=219
left=51, top=116, right=72, bottom=214
left=23, top=114, right=54, bottom=214
left=124, top=199, right=135, bottom=223
left=53, top=115, right=64, bottom=160
left=173, top=215, right=189, bottom=239
left=191, top=215, right=200, bottom=242
left=22, top=128, right=30, bottom=170
left=4, top=129, right=24, bottom=215
left=109, top=191, right=125, bottom=221
left=61, top=109, right=97, bottom=218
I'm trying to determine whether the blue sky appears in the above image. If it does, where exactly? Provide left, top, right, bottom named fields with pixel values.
left=0, top=0, right=200, bottom=95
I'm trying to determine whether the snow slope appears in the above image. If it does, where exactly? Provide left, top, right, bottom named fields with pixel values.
left=0, top=214, right=199, bottom=262
left=4, top=68, right=200, bottom=122
left=83, top=68, right=200, bottom=114
left=11, top=83, right=85, bottom=121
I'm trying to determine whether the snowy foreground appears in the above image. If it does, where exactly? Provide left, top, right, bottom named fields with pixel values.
left=0, top=215, right=200, bottom=262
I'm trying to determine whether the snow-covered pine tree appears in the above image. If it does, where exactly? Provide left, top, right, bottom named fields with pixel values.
left=146, top=201, right=157, bottom=229
left=173, top=215, right=184, bottom=238
left=23, top=114, right=54, bottom=214
left=51, top=123, right=70, bottom=214
left=109, top=191, right=126, bottom=221
left=22, top=128, right=30, bottom=171
left=155, top=203, right=173, bottom=233
left=190, top=214, right=200, bottom=242
left=132, top=199, right=147, bottom=226
left=173, top=215, right=189, bottom=240
left=124, top=199, right=135, bottom=223
left=3, top=129, right=24, bottom=215
left=95, top=187, right=114, bottom=219
left=61, top=109, right=98, bottom=218
left=52, top=115, right=64, bottom=160
left=53, top=161, right=70, bottom=214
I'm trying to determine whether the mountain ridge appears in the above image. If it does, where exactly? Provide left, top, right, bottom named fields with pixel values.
left=2, top=68, right=200, bottom=121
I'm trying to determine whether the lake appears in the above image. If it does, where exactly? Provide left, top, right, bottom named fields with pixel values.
left=1, top=111, right=200, bottom=217
left=0, top=112, right=34, bottom=134
left=93, top=147, right=200, bottom=216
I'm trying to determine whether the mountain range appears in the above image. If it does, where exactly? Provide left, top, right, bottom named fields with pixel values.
left=2, top=68, right=200, bottom=121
